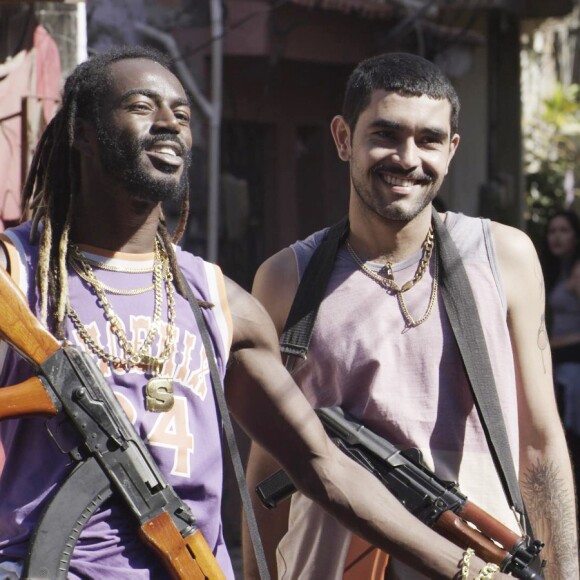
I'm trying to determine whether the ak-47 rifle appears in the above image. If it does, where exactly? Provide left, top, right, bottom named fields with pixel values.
left=0, top=266, right=224, bottom=580
left=257, top=407, right=546, bottom=580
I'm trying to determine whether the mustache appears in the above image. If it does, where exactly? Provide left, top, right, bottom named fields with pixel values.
left=140, top=133, right=189, bottom=157
left=372, top=164, right=433, bottom=183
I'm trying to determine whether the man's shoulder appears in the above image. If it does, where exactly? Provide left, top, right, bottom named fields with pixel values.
left=445, top=211, right=529, bottom=246
left=172, top=245, right=230, bottom=306
left=173, top=245, right=220, bottom=278
left=291, top=226, right=331, bottom=251
left=488, top=220, right=535, bottom=260
left=0, top=221, right=37, bottom=288
left=443, top=210, right=483, bottom=232
left=255, top=226, right=331, bottom=288
left=444, top=211, right=535, bottom=264
left=1, top=220, right=34, bottom=248
left=289, top=226, right=333, bottom=278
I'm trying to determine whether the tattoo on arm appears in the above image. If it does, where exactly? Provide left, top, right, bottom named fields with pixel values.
left=521, top=459, right=578, bottom=579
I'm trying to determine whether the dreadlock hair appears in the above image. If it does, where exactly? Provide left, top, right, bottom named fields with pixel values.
left=21, top=46, right=193, bottom=338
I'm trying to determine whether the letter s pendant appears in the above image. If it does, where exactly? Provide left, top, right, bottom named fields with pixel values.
left=145, top=377, right=175, bottom=412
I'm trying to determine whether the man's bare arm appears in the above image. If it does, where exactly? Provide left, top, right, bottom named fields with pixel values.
left=494, top=222, right=579, bottom=579
left=223, top=274, right=509, bottom=579
left=242, top=249, right=297, bottom=578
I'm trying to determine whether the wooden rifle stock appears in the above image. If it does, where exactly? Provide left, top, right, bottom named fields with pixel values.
left=0, top=266, right=225, bottom=579
left=140, top=513, right=225, bottom=580
left=0, top=267, right=60, bottom=417
left=0, top=375, right=58, bottom=418
left=0, top=266, right=60, bottom=365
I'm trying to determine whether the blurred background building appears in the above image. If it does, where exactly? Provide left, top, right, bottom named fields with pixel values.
left=0, top=0, right=578, bottom=574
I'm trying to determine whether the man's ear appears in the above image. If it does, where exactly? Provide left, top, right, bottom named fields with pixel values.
left=73, top=118, right=96, bottom=154
left=444, top=133, right=460, bottom=176
left=330, top=115, right=352, bottom=162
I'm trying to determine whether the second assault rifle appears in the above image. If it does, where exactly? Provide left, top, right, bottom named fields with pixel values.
left=0, top=267, right=224, bottom=579
left=257, top=406, right=546, bottom=580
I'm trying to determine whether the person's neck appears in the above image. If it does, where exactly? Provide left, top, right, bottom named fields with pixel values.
left=71, top=186, right=162, bottom=253
left=347, top=203, right=435, bottom=265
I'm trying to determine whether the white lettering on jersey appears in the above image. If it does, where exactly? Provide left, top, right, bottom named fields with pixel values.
left=146, top=396, right=194, bottom=478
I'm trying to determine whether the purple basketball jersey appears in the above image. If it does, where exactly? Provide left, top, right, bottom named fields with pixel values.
left=0, top=222, right=235, bottom=579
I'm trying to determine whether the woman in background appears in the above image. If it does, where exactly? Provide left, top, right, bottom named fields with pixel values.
left=543, top=209, right=580, bottom=500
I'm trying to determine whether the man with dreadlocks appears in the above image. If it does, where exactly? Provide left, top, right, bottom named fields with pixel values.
left=0, top=47, right=517, bottom=579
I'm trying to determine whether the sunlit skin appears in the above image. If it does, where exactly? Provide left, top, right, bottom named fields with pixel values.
left=547, top=215, right=578, bottom=260
left=72, top=58, right=193, bottom=252
left=331, top=92, right=459, bottom=261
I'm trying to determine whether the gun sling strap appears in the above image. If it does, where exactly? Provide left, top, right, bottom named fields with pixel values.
left=176, top=269, right=271, bottom=580
left=280, top=207, right=533, bottom=538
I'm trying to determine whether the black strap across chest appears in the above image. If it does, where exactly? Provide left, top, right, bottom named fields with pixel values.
left=279, top=216, right=349, bottom=366
left=280, top=208, right=531, bottom=535
left=176, top=270, right=271, bottom=580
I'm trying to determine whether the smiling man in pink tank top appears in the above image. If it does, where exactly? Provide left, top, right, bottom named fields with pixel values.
left=245, top=53, right=578, bottom=580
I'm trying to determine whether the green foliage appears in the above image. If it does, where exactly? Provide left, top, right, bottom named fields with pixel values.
left=524, top=83, right=580, bottom=244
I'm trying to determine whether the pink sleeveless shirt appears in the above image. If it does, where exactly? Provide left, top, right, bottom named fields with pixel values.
left=277, top=212, right=520, bottom=580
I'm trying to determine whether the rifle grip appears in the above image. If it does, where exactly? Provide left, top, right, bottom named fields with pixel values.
left=0, top=376, right=58, bottom=419
left=0, top=267, right=60, bottom=365
left=434, top=510, right=509, bottom=566
left=139, top=512, right=225, bottom=580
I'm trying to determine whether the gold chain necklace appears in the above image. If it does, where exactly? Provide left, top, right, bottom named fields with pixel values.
left=345, top=228, right=438, bottom=328
left=79, top=254, right=155, bottom=273
left=68, top=255, right=158, bottom=296
left=67, top=240, right=177, bottom=412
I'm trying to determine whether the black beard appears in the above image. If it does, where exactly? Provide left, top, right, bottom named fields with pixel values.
left=96, top=122, right=192, bottom=203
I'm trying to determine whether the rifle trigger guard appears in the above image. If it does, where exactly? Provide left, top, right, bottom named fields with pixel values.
left=23, top=457, right=113, bottom=579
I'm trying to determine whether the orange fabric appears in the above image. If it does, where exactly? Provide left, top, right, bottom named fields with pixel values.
left=344, top=534, right=389, bottom=580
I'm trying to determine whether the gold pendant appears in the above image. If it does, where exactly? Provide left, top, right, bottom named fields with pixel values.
left=145, top=377, right=174, bottom=412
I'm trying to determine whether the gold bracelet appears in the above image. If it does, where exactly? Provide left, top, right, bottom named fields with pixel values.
left=476, top=562, right=500, bottom=579
left=459, top=548, right=475, bottom=580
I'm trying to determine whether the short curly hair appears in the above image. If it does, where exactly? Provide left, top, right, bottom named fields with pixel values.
left=342, top=52, right=460, bottom=134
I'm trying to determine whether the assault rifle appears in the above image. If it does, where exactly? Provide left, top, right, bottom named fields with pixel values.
left=257, top=406, right=546, bottom=580
left=0, top=267, right=224, bottom=579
